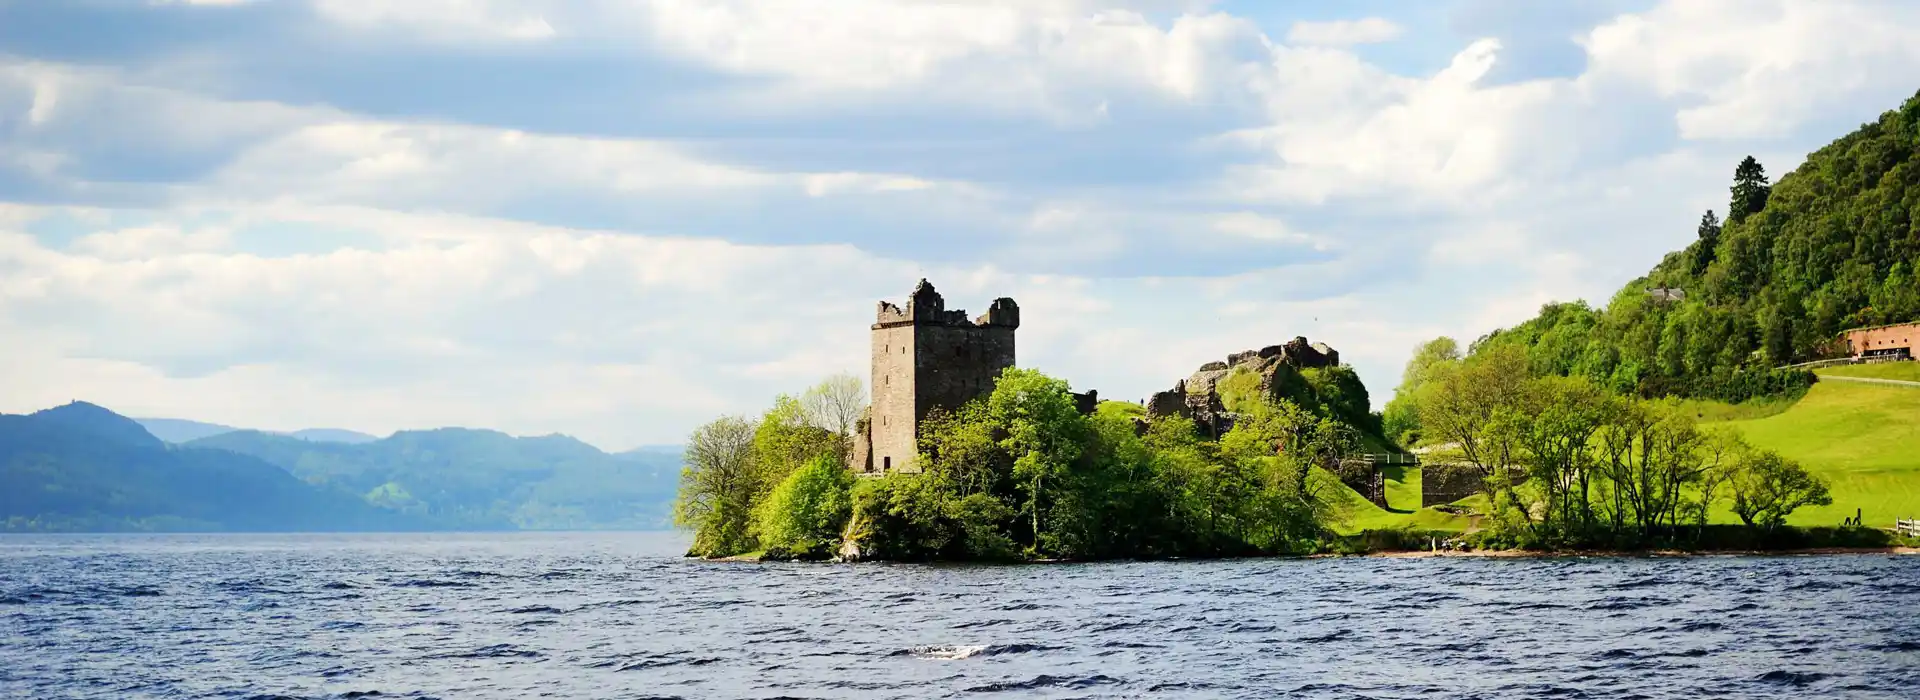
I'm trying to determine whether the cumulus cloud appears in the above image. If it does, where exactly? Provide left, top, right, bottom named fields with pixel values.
left=1582, top=0, right=1920, bottom=139
left=1, top=0, right=1915, bottom=448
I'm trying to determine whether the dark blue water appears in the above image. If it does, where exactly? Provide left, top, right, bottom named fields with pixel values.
left=2, top=533, right=1916, bottom=699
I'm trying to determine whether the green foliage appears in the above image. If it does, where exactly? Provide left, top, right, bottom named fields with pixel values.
left=752, top=394, right=842, bottom=488
left=1690, top=210, right=1722, bottom=276
left=771, top=365, right=1359, bottom=561
left=1479, top=91, right=1920, bottom=399
left=1728, top=155, right=1771, bottom=225
left=1408, top=344, right=1843, bottom=549
left=1727, top=445, right=1833, bottom=529
left=676, top=415, right=760, bottom=558
left=985, top=368, right=1088, bottom=553
left=752, top=456, right=855, bottom=559
left=1383, top=337, right=1463, bottom=447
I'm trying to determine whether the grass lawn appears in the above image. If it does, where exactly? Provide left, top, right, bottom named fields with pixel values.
left=1816, top=360, right=1920, bottom=382
left=1716, top=379, right=1920, bottom=527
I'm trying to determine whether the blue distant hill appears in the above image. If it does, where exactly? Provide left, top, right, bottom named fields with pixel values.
left=136, top=418, right=379, bottom=445
left=6, top=403, right=681, bottom=532
left=2, top=402, right=424, bottom=532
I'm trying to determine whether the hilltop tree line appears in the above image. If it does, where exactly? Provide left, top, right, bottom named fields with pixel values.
left=1410, top=90, right=1920, bottom=410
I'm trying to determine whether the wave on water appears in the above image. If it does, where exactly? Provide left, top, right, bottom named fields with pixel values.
left=1757, top=670, right=1830, bottom=687
left=389, top=579, right=473, bottom=589
left=5, top=532, right=1916, bottom=700
left=896, top=643, right=1058, bottom=660
left=430, top=644, right=543, bottom=660
left=962, top=673, right=1121, bottom=692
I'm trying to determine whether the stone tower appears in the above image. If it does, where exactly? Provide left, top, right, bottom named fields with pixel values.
left=859, top=279, right=1018, bottom=473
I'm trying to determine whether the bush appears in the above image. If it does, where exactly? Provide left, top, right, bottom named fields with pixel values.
left=751, top=456, right=855, bottom=559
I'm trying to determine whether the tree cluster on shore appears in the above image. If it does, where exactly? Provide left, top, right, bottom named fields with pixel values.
left=674, top=344, right=1848, bottom=560
left=675, top=368, right=1375, bottom=561
left=1397, top=342, right=1834, bottom=550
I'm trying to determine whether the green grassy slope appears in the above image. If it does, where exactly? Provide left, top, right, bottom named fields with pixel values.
left=1330, top=465, right=1474, bottom=534
left=1720, top=377, right=1920, bottom=526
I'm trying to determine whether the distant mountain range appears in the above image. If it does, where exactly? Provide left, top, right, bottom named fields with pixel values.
left=135, top=418, right=379, bottom=445
left=3, top=402, right=682, bottom=533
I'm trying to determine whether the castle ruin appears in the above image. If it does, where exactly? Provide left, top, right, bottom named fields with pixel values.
left=851, top=279, right=1019, bottom=474
left=1144, top=336, right=1343, bottom=439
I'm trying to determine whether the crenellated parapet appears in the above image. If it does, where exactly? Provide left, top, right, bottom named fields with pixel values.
left=977, top=298, right=1020, bottom=329
left=875, top=279, right=1020, bottom=330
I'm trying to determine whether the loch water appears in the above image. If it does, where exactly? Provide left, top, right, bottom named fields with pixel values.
left=2, top=533, right=1916, bottom=699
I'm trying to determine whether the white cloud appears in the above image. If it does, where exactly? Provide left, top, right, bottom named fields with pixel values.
left=1582, top=0, right=1920, bottom=139
left=1285, top=18, right=1405, bottom=47
left=5, top=0, right=1920, bottom=447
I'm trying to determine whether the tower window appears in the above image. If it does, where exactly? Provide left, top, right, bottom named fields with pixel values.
left=883, top=456, right=891, bottom=470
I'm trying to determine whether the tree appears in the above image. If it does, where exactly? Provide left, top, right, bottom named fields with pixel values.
left=1383, top=337, right=1463, bottom=446
left=799, top=373, right=867, bottom=448
left=1691, top=430, right=1748, bottom=535
left=675, top=416, right=760, bottom=557
left=1417, top=343, right=1532, bottom=509
left=1728, top=156, right=1770, bottom=224
left=984, top=368, right=1087, bottom=554
left=1690, top=209, right=1721, bottom=276
left=1594, top=401, right=1709, bottom=540
left=1729, top=450, right=1832, bottom=530
left=1515, top=376, right=1616, bottom=537
left=752, top=455, right=856, bottom=558
left=752, top=395, right=841, bottom=487
left=1400, top=337, right=1464, bottom=390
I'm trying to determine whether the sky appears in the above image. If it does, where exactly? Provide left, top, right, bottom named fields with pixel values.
left=3, top=0, right=1919, bottom=451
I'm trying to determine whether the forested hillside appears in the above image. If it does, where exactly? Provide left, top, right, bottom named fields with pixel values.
left=1463, top=90, right=1920, bottom=404
left=191, top=429, right=682, bottom=530
left=1, top=402, right=418, bottom=532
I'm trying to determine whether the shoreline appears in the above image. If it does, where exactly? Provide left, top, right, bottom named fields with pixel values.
left=709, top=545, right=1920, bottom=563
left=1366, top=546, right=1920, bottom=559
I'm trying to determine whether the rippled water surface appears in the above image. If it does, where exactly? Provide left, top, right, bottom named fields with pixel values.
left=3, top=533, right=1918, bottom=699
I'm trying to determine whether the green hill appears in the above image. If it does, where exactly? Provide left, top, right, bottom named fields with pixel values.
left=1718, top=373, right=1920, bottom=525
left=189, top=428, right=682, bottom=530
left=1470, top=89, right=1920, bottom=403
left=1, top=402, right=420, bottom=532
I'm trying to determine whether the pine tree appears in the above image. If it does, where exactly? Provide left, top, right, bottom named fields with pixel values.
left=1729, top=156, right=1770, bottom=224
left=1690, top=209, right=1721, bottom=276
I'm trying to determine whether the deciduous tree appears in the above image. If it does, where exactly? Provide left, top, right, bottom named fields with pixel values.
left=675, top=415, right=759, bottom=557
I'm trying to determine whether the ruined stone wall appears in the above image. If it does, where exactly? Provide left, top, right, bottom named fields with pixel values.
left=1337, top=461, right=1386, bottom=509
left=1421, top=463, right=1483, bottom=508
left=869, top=322, right=917, bottom=474
left=1071, top=389, right=1099, bottom=415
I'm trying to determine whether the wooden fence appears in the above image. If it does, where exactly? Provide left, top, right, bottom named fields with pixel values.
left=1782, top=356, right=1914, bottom=370
left=1898, top=519, right=1920, bottom=538
left=1362, top=453, right=1419, bottom=467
